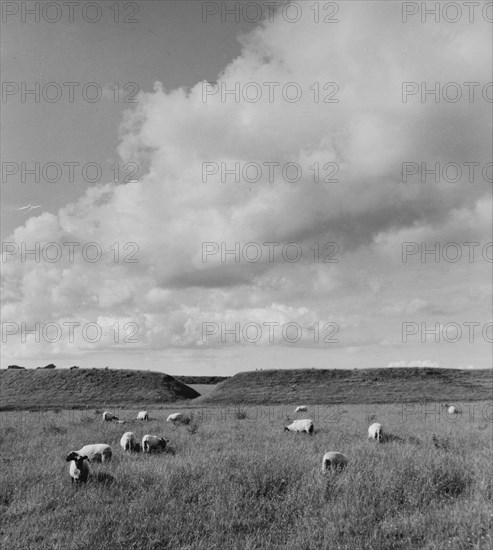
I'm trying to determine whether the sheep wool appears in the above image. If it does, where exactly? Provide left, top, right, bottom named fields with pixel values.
left=120, top=432, right=139, bottom=452
left=321, top=452, right=348, bottom=474
left=142, top=435, right=169, bottom=453
left=368, top=423, right=383, bottom=442
left=76, top=443, right=113, bottom=463
left=284, top=419, right=314, bottom=435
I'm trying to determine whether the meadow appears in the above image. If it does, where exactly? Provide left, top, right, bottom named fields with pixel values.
left=1, top=401, right=491, bottom=550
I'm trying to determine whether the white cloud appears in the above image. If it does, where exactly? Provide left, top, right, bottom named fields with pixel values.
left=1, top=2, right=491, bottom=366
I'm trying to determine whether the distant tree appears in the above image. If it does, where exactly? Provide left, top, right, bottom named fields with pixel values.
left=70, top=366, right=79, bottom=370
left=7, top=365, right=25, bottom=369
left=43, top=364, right=56, bottom=369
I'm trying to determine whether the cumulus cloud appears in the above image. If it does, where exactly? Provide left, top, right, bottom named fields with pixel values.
left=1, top=2, right=491, bottom=366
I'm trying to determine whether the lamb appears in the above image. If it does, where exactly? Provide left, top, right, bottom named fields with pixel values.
left=102, top=411, right=119, bottom=422
left=321, top=452, right=348, bottom=474
left=137, top=411, right=149, bottom=421
left=368, top=422, right=383, bottom=442
left=75, top=444, right=112, bottom=463
left=142, top=435, right=169, bottom=453
left=66, top=452, right=90, bottom=484
left=284, top=419, right=314, bottom=435
left=166, top=413, right=183, bottom=422
left=120, top=432, right=140, bottom=452
left=294, top=406, right=308, bottom=413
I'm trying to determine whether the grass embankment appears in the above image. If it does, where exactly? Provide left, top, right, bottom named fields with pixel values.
left=199, top=367, right=493, bottom=405
left=0, top=369, right=200, bottom=410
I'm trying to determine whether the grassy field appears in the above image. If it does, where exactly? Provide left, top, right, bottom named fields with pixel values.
left=1, top=402, right=491, bottom=549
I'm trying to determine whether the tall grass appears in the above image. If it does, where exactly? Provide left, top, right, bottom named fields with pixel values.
left=0, top=402, right=491, bottom=549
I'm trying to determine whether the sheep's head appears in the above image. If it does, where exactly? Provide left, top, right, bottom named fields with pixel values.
left=134, top=443, right=141, bottom=453
left=66, top=453, right=90, bottom=466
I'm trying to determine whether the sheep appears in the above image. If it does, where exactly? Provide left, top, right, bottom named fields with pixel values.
left=444, top=404, right=460, bottom=416
left=102, top=411, right=118, bottom=422
left=75, top=444, right=112, bottom=463
left=294, top=406, right=308, bottom=413
left=321, top=452, right=348, bottom=474
left=137, top=411, right=149, bottom=421
left=368, top=422, right=383, bottom=442
left=115, top=420, right=125, bottom=424
left=66, top=452, right=90, bottom=484
left=166, top=413, right=183, bottom=422
left=120, top=432, right=140, bottom=452
left=142, top=435, right=169, bottom=453
left=284, top=419, right=314, bottom=435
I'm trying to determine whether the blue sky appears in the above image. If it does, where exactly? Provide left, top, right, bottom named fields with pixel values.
left=1, top=1, right=492, bottom=375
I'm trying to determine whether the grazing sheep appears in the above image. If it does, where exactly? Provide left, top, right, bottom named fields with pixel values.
left=142, top=435, right=169, bottom=453
left=368, top=422, right=383, bottom=442
left=445, top=404, right=460, bottom=416
left=115, top=420, right=125, bottom=424
left=66, top=452, right=90, bottom=484
left=321, top=452, right=348, bottom=474
left=102, top=411, right=118, bottom=422
left=137, top=411, right=149, bottom=421
left=166, top=413, right=183, bottom=422
left=294, top=406, right=308, bottom=413
left=284, top=419, right=314, bottom=435
left=120, top=432, right=140, bottom=452
left=76, top=444, right=112, bottom=463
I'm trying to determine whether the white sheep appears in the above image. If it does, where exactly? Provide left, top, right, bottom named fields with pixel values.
left=102, top=411, right=118, bottom=422
left=284, top=419, right=314, bottom=435
left=294, top=406, right=308, bottom=413
left=142, top=435, right=169, bottom=453
left=66, top=452, right=90, bottom=483
left=368, top=422, right=383, bottom=442
left=445, top=404, right=460, bottom=416
left=321, top=452, right=348, bottom=474
left=137, top=411, right=149, bottom=421
left=76, top=443, right=112, bottom=463
left=120, top=432, right=140, bottom=452
left=166, top=413, right=183, bottom=422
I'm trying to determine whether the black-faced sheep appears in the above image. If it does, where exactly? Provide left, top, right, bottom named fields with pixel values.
left=66, top=452, right=90, bottom=483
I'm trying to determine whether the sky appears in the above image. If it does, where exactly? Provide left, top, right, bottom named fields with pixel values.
left=1, top=1, right=492, bottom=375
